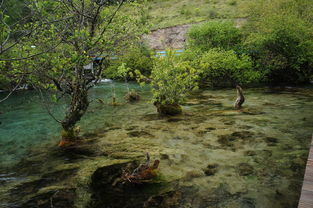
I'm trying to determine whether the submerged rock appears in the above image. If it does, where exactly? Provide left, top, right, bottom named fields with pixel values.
left=240, top=197, right=256, bottom=208
left=231, top=131, right=255, bottom=139
left=144, top=184, right=241, bottom=208
left=205, top=127, right=216, bottom=131
left=21, top=187, right=76, bottom=208
left=241, top=109, right=265, bottom=115
left=217, top=135, right=236, bottom=147
left=244, top=150, right=257, bottom=156
left=167, top=118, right=184, bottom=122
left=264, top=137, right=279, bottom=146
left=217, top=131, right=255, bottom=148
left=237, top=163, right=254, bottom=176
left=143, top=190, right=182, bottom=208
left=124, top=90, right=141, bottom=102
left=9, top=168, right=78, bottom=208
left=89, top=161, right=166, bottom=208
left=127, top=130, right=154, bottom=138
left=204, top=163, right=219, bottom=176
left=155, top=103, right=182, bottom=116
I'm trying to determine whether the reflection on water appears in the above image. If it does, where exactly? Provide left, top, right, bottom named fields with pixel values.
left=0, top=83, right=313, bottom=208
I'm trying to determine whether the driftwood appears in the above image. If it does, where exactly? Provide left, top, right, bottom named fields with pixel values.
left=234, top=85, right=245, bottom=109
left=122, top=153, right=160, bottom=184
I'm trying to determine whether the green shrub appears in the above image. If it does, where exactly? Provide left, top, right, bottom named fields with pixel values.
left=104, top=44, right=153, bottom=80
left=228, top=0, right=237, bottom=6
left=199, top=48, right=261, bottom=87
left=187, top=21, right=242, bottom=52
left=244, top=14, right=313, bottom=84
left=150, top=50, right=199, bottom=105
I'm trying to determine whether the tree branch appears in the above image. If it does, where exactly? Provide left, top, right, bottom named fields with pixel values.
left=0, top=40, right=62, bottom=61
left=0, top=75, right=24, bottom=103
left=33, top=84, right=62, bottom=124
left=92, top=0, right=125, bottom=47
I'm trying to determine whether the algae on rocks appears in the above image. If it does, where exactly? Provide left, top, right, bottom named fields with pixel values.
left=154, top=103, right=183, bottom=116
left=124, top=89, right=141, bottom=102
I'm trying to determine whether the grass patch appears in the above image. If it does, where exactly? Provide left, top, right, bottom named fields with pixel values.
left=138, top=0, right=251, bottom=29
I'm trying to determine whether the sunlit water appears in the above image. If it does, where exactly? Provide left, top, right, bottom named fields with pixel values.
left=0, top=82, right=313, bottom=208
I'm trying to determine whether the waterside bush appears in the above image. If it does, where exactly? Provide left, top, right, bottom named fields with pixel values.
left=187, top=21, right=242, bottom=52
left=150, top=50, right=199, bottom=105
left=243, top=15, right=313, bottom=85
left=199, top=48, right=261, bottom=87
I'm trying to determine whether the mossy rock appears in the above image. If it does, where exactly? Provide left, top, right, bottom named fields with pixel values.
left=21, top=188, right=76, bottom=208
left=204, top=163, right=219, bottom=176
left=244, top=150, right=257, bottom=156
left=89, top=161, right=168, bottom=208
left=155, top=104, right=182, bottom=116
left=264, top=137, right=279, bottom=146
left=124, top=90, right=140, bottom=102
left=237, top=163, right=254, bottom=176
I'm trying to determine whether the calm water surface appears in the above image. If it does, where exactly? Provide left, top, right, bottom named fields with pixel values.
left=0, top=82, right=313, bottom=208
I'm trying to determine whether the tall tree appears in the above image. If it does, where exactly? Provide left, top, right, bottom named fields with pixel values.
left=12, top=0, right=146, bottom=145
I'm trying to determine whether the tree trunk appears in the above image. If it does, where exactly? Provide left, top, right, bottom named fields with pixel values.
left=234, top=85, right=245, bottom=109
left=60, top=83, right=89, bottom=141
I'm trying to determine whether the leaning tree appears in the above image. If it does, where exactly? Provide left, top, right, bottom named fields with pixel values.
left=12, top=0, right=146, bottom=145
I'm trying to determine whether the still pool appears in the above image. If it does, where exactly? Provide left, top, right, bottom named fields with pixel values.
left=0, top=82, right=312, bottom=208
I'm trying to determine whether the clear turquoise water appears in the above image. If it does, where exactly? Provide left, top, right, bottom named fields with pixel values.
left=0, top=82, right=149, bottom=168
left=1, top=83, right=313, bottom=208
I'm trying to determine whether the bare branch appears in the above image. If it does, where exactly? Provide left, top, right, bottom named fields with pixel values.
left=0, top=75, right=24, bottom=103
left=66, top=0, right=93, bottom=19
left=33, top=84, right=62, bottom=124
left=89, top=3, right=103, bottom=38
left=92, top=0, right=125, bottom=47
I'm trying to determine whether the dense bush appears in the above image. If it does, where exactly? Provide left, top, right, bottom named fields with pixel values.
left=103, top=44, right=153, bottom=80
left=199, top=48, right=261, bottom=87
left=187, top=21, right=242, bottom=52
left=150, top=51, right=199, bottom=105
left=244, top=14, right=313, bottom=84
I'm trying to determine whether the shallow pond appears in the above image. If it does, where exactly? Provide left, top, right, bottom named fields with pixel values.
left=0, top=82, right=313, bottom=208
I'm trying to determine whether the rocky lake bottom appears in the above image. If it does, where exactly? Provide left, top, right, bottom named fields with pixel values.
left=0, top=83, right=313, bottom=208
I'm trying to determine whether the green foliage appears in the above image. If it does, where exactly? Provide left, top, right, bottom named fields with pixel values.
left=104, top=44, right=153, bottom=80
left=150, top=50, right=199, bottom=104
left=187, top=21, right=242, bottom=52
left=228, top=0, right=237, bottom=6
left=120, top=45, right=154, bottom=76
left=105, top=62, right=132, bottom=80
left=1, top=0, right=29, bottom=25
left=243, top=1, right=313, bottom=84
left=199, top=48, right=261, bottom=87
